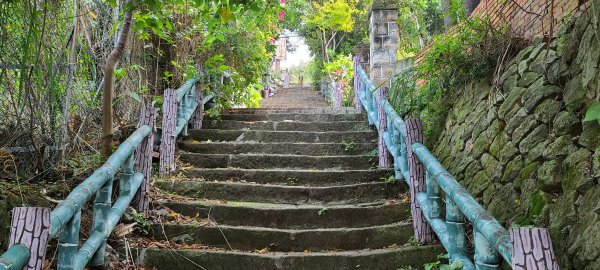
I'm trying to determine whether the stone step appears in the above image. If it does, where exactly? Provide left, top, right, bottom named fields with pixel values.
left=224, top=108, right=358, bottom=114
left=138, top=245, right=443, bottom=270
left=179, top=153, right=377, bottom=170
left=181, top=168, right=393, bottom=186
left=155, top=181, right=403, bottom=204
left=213, top=113, right=366, bottom=122
left=156, top=200, right=409, bottom=229
left=188, top=129, right=376, bottom=143
left=179, top=142, right=377, bottom=156
left=203, top=120, right=368, bottom=131
left=148, top=222, right=413, bottom=251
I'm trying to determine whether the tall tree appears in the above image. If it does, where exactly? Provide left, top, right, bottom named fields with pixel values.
left=304, top=0, right=357, bottom=62
left=101, top=1, right=133, bottom=157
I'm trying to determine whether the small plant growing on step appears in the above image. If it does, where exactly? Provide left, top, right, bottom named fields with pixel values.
left=130, top=209, right=153, bottom=235
left=407, top=236, right=422, bottom=246
left=318, top=208, right=328, bottom=216
left=424, top=254, right=463, bottom=270
left=380, top=175, right=396, bottom=184
left=341, top=139, right=355, bottom=151
left=364, top=149, right=378, bottom=156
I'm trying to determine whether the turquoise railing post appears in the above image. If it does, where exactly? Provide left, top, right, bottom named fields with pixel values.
left=57, top=210, right=81, bottom=270
left=425, top=172, right=442, bottom=220
left=362, top=79, right=373, bottom=125
left=376, top=87, right=392, bottom=167
left=474, top=228, right=500, bottom=269
left=446, top=198, right=468, bottom=264
left=120, top=155, right=135, bottom=197
left=89, top=176, right=113, bottom=267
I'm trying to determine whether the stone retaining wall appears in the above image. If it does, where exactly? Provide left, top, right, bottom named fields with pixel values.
left=431, top=4, right=600, bottom=268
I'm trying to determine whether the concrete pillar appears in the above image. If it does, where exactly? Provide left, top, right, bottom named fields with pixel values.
left=353, top=43, right=370, bottom=77
left=369, top=0, right=399, bottom=87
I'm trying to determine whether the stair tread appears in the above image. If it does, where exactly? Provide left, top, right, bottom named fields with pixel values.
left=137, top=245, right=444, bottom=270
left=156, top=198, right=401, bottom=209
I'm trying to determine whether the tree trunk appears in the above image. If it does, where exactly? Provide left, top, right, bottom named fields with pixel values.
left=101, top=4, right=133, bottom=158
left=61, top=0, right=78, bottom=161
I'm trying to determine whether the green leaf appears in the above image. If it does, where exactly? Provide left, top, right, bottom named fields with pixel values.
left=216, top=33, right=225, bottom=42
left=106, top=0, right=118, bottom=7
left=583, top=102, right=600, bottom=122
left=127, top=92, right=142, bottom=103
left=114, top=68, right=127, bottom=80
left=220, top=7, right=233, bottom=22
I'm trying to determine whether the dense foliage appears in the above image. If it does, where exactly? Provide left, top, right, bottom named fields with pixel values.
left=0, top=0, right=286, bottom=180
left=390, top=18, right=520, bottom=138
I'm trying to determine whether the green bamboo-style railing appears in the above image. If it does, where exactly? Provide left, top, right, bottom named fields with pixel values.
left=353, top=56, right=560, bottom=269
left=353, top=63, right=511, bottom=269
left=0, top=76, right=215, bottom=270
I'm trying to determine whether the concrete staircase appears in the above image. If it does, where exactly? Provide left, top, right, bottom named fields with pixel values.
left=138, top=85, right=442, bottom=269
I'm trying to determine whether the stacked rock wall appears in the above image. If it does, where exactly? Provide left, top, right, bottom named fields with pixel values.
left=431, top=3, right=600, bottom=268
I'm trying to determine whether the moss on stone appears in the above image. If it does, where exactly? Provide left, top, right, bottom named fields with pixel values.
left=501, top=156, right=523, bottom=183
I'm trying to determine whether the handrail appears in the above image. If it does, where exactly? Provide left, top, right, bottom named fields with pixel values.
left=0, top=74, right=216, bottom=270
left=319, top=78, right=342, bottom=108
left=353, top=63, right=512, bottom=269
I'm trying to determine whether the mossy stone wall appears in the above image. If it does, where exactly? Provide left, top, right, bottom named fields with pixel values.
left=431, top=4, right=600, bottom=268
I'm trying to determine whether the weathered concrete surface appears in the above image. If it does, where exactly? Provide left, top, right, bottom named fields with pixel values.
left=155, top=181, right=404, bottom=204
left=203, top=120, right=369, bottom=131
left=212, top=113, right=367, bottom=122
left=179, top=141, right=377, bottom=156
left=182, top=167, right=393, bottom=186
left=189, top=129, right=377, bottom=143
left=145, top=86, right=441, bottom=269
left=179, top=153, right=378, bottom=170
left=261, top=86, right=329, bottom=108
left=149, top=222, right=414, bottom=251
left=138, top=245, right=444, bottom=270
left=157, top=200, right=410, bottom=229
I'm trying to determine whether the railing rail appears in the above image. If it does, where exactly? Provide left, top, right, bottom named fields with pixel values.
left=352, top=55, right=559, bottom=269
left=0, top=75, right=216, bottom=270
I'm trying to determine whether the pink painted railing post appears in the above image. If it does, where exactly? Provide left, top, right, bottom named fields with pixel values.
left=405, top=119, right=436, bottom=243
left=377, top=87, right=392, bottom=168
left=353, top=56, right=363, bottom=113
left=190, top=84, right=204, bottom=129
left=134, top=105, right=156, bottom=213
left=510, top=227, right=559, bottom=269
left=159, top=88, right=177, bottom=178
left=8, top=207, right=51, bottom=270
left=334, top=82, right=343, bottom=108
